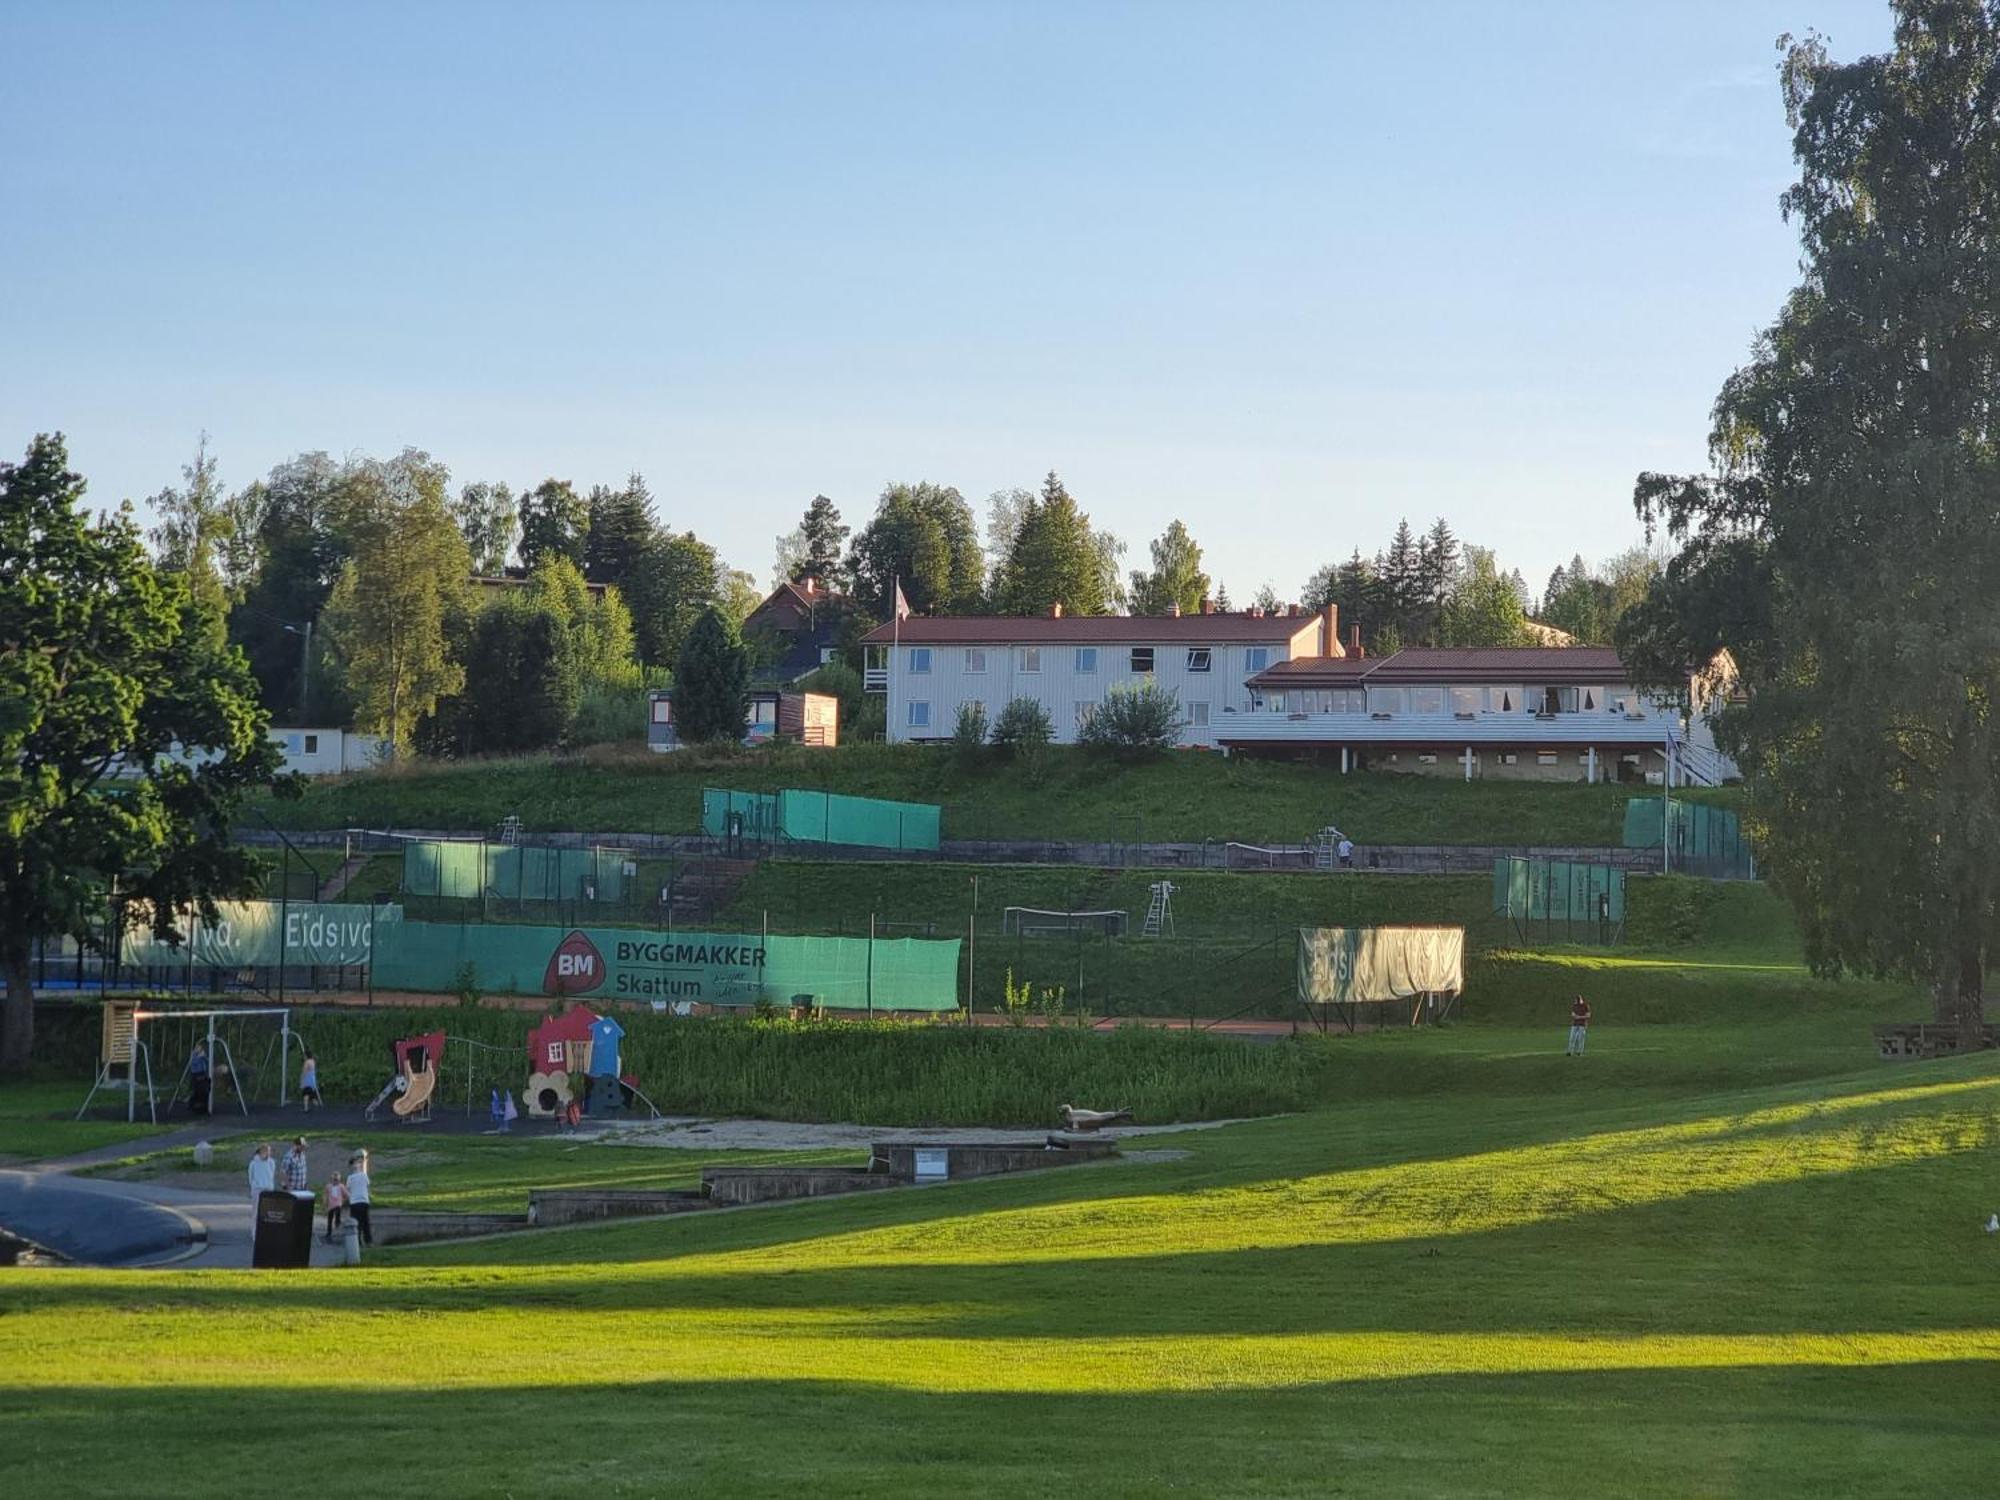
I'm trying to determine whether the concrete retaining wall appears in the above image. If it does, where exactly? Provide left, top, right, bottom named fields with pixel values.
left=878, top=1138, right=1117, bottom=1181
left=528, top=1188, right=709, bottom=1227
left=700, top=1166, right=899, bottom=1206
left=369, top=1208, right=523, bottom=1245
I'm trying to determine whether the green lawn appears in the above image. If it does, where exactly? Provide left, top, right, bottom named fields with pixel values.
left=3, top=1003, right=1994, bottom=1497
left=0, top=1079, right=174, bottom=1164
left=259, top=741, right=1732, bottom=845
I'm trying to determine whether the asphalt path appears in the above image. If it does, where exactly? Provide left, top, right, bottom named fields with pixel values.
left=0, top=1170, right=205, bottom=1267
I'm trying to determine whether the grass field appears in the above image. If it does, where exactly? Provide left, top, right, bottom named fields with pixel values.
left=0, top=1080, right=171, bottom=1164
left=257, top=741, right=1734, bottom=845
left=4, top=1001, right=1995, bottom=1498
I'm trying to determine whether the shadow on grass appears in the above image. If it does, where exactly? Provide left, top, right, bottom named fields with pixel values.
left=3, top=1363, right=1996, bottom=1500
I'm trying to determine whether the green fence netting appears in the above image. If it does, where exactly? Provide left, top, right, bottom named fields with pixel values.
left=1492, top=858, right=1625, bottom=943
left=702, top=788, right=942, bottom=852
left=401, top=841, right=630, bottom=902
left=122, top=901, right=405, bottom=968
left=1621, top=798, right=1755, bottom=879
left=374, top=921, right=959, bottom=1011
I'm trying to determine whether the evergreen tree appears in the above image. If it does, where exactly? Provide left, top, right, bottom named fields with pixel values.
left=1379, top=519, right=1420, bottom=641
left=1129, top=520, right=1211, bottom=616
left=672, top=605, right=750, bottom=743
left=1439, top=548, right=1532, bottom=647
left=583, top=474, right=657, bottom=586
left=797, top=494, right=848, bottom=580
left=226, top=452, right=351, bottom=721
left=994, top=471, right=1107, bottom=616
left=516, top=478, right=588, bottom=572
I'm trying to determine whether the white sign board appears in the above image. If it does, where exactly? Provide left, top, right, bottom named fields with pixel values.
left=913, top=1149, right=949, bottom=1181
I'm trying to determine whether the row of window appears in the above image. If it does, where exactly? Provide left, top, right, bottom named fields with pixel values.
left=1389, top=751, right=1647, bottom=767
left=904, top=645, right=1267, bottom=676
left=1254, top=685, right=1639, bottom=716
left=904, top=699, right=1213, bottom=731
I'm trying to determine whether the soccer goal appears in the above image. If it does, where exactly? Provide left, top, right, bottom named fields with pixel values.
left=1001, top=907, right=1129, bottom=938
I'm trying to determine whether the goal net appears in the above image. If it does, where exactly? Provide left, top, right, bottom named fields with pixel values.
left=1001, top=907, right=1129, bottom=938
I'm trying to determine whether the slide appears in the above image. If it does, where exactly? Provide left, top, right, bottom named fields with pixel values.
left=392, top=1067, right=436, bottom=1119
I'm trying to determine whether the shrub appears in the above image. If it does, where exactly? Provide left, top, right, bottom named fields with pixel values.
left=991, top=697, right=1053, bottom=755
left=1078, top=683, right=1184, bottom=757
left=952, top=700, right=990, bottom=762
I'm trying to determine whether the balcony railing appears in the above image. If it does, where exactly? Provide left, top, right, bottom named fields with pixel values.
left=1217, top=709, right=1668, bottom=746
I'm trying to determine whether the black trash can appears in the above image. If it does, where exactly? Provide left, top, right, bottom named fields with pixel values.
left=252, top=1190, right=316, bottom=1269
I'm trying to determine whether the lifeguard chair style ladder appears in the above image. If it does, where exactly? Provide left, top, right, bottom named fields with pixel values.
left=1143, top=881, right=1177, bottom=938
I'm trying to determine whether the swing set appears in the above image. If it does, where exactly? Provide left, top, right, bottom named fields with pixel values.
left=77, top=1000, right=297, bottom=1125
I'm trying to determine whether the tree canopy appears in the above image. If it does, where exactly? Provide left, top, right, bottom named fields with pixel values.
left=0, top=435, right=286, bottom=1070
left=992, top=471, right=1109, bottom=617
left=846, top=481, right=984, bottom=616
left=673, top=605, right=750, bottom=743
left=1128, top=520, right=1212, bottom=616
left=1618, top=3, right=2000, bottom=1029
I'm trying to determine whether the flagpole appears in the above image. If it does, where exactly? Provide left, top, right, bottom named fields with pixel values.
left=889, top=573, right=900, bottom=745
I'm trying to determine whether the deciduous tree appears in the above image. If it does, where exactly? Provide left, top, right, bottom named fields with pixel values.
left=1129, top=520, right=1212, bottom=617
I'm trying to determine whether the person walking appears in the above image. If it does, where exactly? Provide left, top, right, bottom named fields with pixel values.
left=247, top=1143, right=277, bottom=1204
left=490, top=1087, right=506, bottom=1133
left=189, top=1041, right=212, bottom=1116
left=1566, top=994, right=1592, bottom=1056
left=323, top=1172, right=346, bottom=1242
left=346, top=1151, right=373, bottom=1245
left=298, top=1052, right=321, bottom=1112
left=1337, top=835, right=1354, bottom=870
left=281, top=1137, right=310, bottom=1194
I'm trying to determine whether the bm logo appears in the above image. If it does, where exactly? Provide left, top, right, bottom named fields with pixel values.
left=543, top=931, right=606, bottom=995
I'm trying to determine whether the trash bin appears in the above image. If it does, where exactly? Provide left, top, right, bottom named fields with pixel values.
left=252, top=1190, right=316, bottom=1269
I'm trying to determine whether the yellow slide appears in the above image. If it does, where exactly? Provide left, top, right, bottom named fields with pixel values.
left=392, top=1066, right=437, bottom=1119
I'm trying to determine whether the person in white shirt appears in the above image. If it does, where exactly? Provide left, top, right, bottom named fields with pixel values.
left=246, top=1143, right=277, bottom=1204
left=345, top=1151, right=373, bottom=1244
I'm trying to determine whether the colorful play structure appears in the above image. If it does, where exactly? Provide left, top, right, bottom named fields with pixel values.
left=365, top=1030, right=445, bottom=1122
left=524, top=1004, right=628, bottom=1118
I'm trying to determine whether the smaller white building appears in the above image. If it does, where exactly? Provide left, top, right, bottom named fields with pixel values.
left=272, top=728, right=388, bottom=775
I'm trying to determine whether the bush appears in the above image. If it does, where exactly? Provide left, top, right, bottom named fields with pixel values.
left=991, top=697, right=1053, bottom=755
left=952, top=700, right=990, bottom=761
left=1078, top=683, right=1184, bottom=757
left=569, top=685, right=646, bottom=748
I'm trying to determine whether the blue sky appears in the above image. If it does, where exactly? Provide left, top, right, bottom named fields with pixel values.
left=1, top=0, right=1894, bottom=602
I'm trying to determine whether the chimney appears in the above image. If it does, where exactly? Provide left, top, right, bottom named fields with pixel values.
left=1170, top=602, right=1181, bottom=618
left=1049, top=602, right=1063, bottom=618
left=1350, top=623, right=1365, bottom=660
left=1322, top=603, right=1340, bottom=658
left=1199, top=596, right=1212, bottom=615
left=800, top=575, right=818, bottom=596
left=1248, top=605, right=1263, bottom=619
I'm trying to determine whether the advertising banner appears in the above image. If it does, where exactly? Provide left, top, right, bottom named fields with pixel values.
left=121, top=901, right=403, bottom=969
left=1297, top=925, right=1464, bottom=1004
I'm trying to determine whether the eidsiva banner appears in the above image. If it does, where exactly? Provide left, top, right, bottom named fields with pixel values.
left=1297, top=925, right=1464, bottom=1004
left=372, top=922, right=960, bottom=1011
left=121, top=901, right=403, bottom=969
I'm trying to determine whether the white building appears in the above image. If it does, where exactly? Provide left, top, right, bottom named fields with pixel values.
left=863, top=608, right=1737, bottom=784
left=862, top=604, right=1339, bottom=748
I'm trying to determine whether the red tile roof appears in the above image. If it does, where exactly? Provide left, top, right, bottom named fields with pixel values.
left=1248, top=646, right=1628, bottom=689
left=861, top=613, right=1323, bottom=646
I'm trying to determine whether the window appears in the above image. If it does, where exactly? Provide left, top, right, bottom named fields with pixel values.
left=1130, top=647, right=1155, bottom=674
left=819, top=646, right=838, bottom=665
left=1074, top=646, right=1097, bottom=673
left=1537, top=751, right=1559, bottom=765
left=910, top=647, right=932, bottom=675
left=1537, top=686, right=1580, bottom=714
left=749, top=698, right=777, bottom=727
left=1245, top=647, right=1271, bottom=672
left=651, top=699, right=672, bottom=725
left=1417, top=753, right=1437, bottom=765
left=1020, top=647, right=1042, bottom=673
left=1186, top=647, right=1212, bottom=672
left=1368, top=687, right=1406, bottom=715
left=1410, top=686, right=1445, bottom=715
left=1499, top=752, right=1518, bottom=765
left=1609, top=690, right=1635, bottom=714
left=303, top=734, right=319, bottom=754
left=1186, top=701, right=1210, bottom=727
left=907, top=701, right=931, bottom=729
left=1581, top=687, right=1599, bottom=711
left=965, top=648, right=988, bottom=673
left=1493, top=687, right=1521, bottom=713
left=1449, top=687, right=1481, bottom=716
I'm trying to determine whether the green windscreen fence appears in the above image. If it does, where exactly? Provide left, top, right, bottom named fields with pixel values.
left=401, top=841, right=630, bottom=902
left=373, top=921, right=959, bottom=1011
left=1492, top=858, right=1625, bottom=943
left=1621, top=798, right=1755, bottom=879
left=702, top=788, right=942, bottom=852
left=121, top=901, right=404, bottom=969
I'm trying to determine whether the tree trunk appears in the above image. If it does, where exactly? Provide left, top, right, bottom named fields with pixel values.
left=1, top=945, right=34, bottom=1074
left=1935, top=942, right=1986, bottom=1035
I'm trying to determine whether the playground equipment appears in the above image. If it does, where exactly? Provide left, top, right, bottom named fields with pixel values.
left=1142, top=882, right=1177, bottom=938
left=78, top=1004, right=294, bottom=1124
left=366, top=1031, right=446, bottom=1123
left=524, top=1005, right=627, bottom=1118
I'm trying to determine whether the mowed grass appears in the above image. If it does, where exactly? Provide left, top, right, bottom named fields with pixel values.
left=257, top=740, right=1725, bottom=845
left=4, top=999, right=1997, bottom=1498
left=0, top=1079, right=173, bottom=1164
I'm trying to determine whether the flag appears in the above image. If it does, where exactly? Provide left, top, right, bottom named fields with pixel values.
left=892, top=579, right=911, bottom=621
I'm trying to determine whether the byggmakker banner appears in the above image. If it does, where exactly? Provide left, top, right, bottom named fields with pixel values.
left=122, top=901, right=404, bottom=969
left=374, top=922, right=960, bottom=1011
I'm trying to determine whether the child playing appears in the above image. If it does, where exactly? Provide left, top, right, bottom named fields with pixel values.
left=299, top=1052, right=321, bottom=1112
left=323, top=1172, right=346, bottom=1241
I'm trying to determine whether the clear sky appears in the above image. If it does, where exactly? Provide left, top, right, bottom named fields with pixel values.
left=1, top=0, right=1895, bottom=603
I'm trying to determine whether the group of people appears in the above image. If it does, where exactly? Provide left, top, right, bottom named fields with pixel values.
left=246, top=1138, right=374, bottom=1244
left=184, top=1044, right=325, bottom=1115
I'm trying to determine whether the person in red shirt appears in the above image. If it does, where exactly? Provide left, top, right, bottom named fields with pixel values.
left=1566, top=994, right=1592, bottom=1056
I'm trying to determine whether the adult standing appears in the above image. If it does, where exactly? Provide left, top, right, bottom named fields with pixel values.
left=1566, top=994, right=1592, bottom=1056
left=346, top=1151, right=373, bottom=1245
left=298, top=1052, right=321, bottom=1112
left=189, top=1041, right=212, bottom=1115
left=247, top=1143, right=276, bottom=1204
left=280, top=1137, right=310, bottom=1194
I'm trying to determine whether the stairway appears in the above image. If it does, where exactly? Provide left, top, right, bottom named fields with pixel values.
left=316, top=855, right=369, bottom=902
left=667, top=857, right=759, bottom=924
